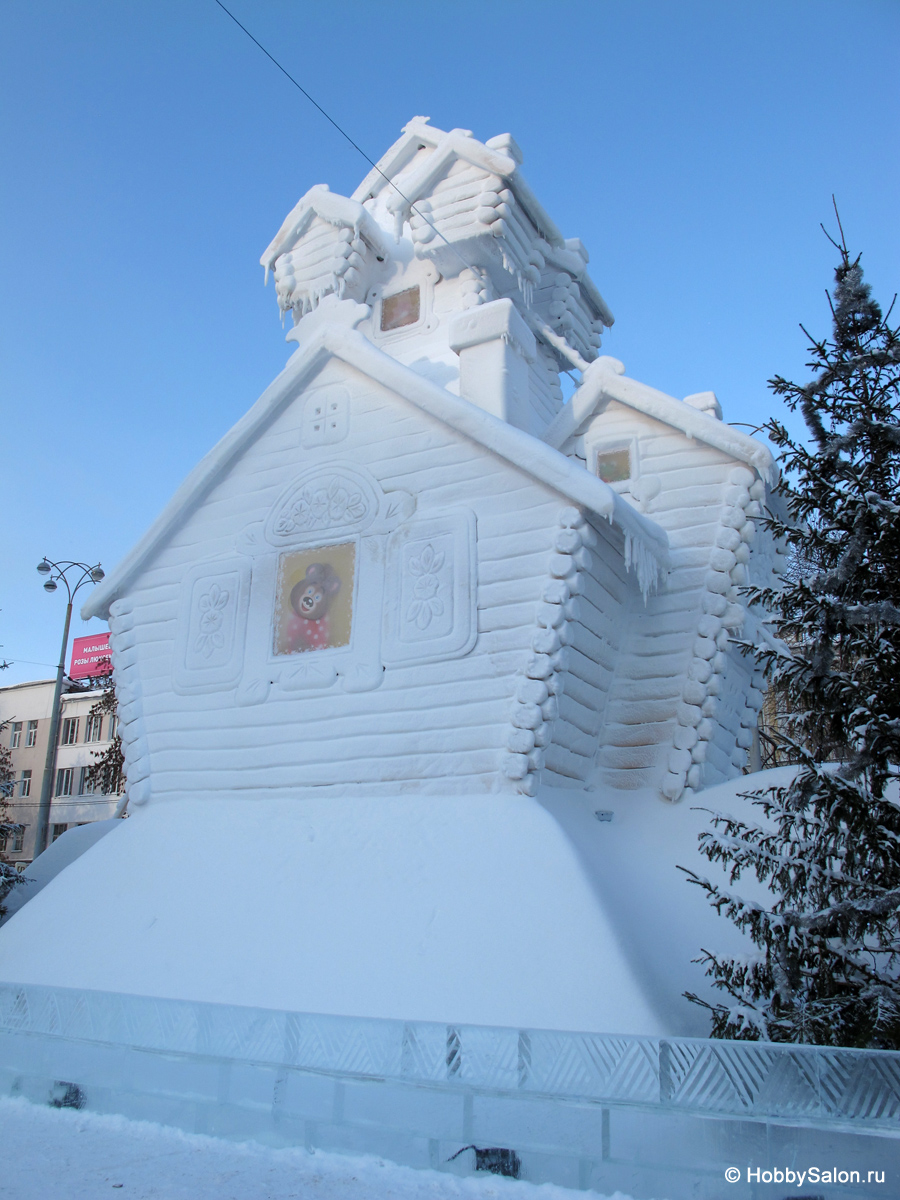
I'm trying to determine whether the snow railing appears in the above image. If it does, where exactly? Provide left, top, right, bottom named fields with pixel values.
left=1, top=982, right=898, bottom=1132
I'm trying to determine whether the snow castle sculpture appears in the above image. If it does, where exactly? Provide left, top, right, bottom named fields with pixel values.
left=0, top=120, right=782, bottom=1036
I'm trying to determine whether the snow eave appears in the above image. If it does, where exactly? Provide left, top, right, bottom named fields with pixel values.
left=539, top=237, right=614, bottom=328
left=82, top=303, right=667, bottom=621
left=543, top=361, right=777, bottom=483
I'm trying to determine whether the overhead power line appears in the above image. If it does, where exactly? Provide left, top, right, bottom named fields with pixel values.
left=211, top=0, right=382, bottom=176
left=208, top=3, right=584, bottom=373
left=209, top=0, right=470, bottom=271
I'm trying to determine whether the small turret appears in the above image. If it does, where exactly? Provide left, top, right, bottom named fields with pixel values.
left=261, top=119, right=615, bottom=438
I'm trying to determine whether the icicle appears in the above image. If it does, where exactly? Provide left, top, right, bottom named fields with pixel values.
left=263, top=264, right=270, bottom=286
left=624, top=531, right=665, bottom=602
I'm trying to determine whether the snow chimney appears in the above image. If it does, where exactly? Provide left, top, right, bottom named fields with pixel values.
left=448, top=299, right=537, bottom=432
left=683, top=391, right=723, bottom=420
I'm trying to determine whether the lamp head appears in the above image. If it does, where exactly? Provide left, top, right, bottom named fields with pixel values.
left=90, top=566, right=105, bottom=583
left=37, top=560, right=51, bottom=575
left=43, top=579, right=58, bottom=593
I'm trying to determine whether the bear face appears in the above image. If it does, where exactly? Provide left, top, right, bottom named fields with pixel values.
left=289, top=562, right=341, bottom=622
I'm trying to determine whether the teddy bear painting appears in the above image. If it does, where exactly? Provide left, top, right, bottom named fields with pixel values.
left=273, top=542, right=356, bottom=656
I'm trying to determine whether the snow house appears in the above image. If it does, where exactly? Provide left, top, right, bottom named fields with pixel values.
left=0, top=119, right=786, bottom=1037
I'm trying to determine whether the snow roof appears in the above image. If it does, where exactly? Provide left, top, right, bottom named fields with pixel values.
left=542, top=358, right=777, bottom=481
left=82, top=301, right=668, bottom=621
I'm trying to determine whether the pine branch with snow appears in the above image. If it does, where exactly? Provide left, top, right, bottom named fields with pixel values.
left=83, top=676, right=125, bottom=800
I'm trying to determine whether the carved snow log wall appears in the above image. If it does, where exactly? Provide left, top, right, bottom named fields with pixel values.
left=105, top=360, right=603, bottom=801
left=106, top=597, right=151, bottom=809
left=273, top=214, right=374, bottom=318
left=575, top=401, right=773, bottom=795
left=502, top=507, right=634, bottom=794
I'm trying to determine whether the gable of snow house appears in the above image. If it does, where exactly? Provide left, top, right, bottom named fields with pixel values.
left=84, top=301, right=666, bottom=805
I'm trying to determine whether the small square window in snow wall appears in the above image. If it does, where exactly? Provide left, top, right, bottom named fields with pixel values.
left=381, top=286, right=420, bottom=331
left=595, top=447, right=631, bottom=484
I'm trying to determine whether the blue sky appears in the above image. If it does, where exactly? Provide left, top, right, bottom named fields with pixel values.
left=2, top=0, right=898, bottom=685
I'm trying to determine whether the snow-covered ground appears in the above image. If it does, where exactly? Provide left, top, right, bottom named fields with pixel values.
left=0, top=1096, right=646, bottom=1200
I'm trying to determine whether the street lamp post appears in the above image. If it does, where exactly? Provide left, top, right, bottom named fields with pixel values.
left=33, top=558, right=105, bottom=859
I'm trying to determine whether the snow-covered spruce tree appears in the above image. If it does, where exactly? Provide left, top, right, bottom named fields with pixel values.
left=0, top=720, right=25, bottom=917
left=683, top=224, right=900, bottom=1048
left=84, top=674, right=125, bottom=800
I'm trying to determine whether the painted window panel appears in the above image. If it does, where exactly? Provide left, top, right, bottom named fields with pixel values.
left=381, top=286, right=420, bottom=331
left=595, top=447, right=631, bottom=484
left=273, top=542, right=356, bottom=657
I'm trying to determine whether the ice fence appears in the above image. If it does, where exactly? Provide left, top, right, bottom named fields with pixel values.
left=0, top=982, right=896, bottom=1198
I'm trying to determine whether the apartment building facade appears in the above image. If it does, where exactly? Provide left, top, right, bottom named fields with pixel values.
left=0, top=678, right=121, bottom=867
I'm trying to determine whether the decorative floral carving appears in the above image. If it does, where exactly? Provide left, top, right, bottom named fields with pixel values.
left=406, top=544, right=445, bottom=630
left=274, top=477, right=368, bottom=537
left=194, top=583, right=230, bottom=658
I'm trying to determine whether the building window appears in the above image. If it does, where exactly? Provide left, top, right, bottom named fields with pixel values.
left=55, top=767, right=73, bottom=797
left=60, top=717, right=79, bottom=746
left=1, top=826, right=25, bottom=854
left=380, top=286, right=420, bottom=331
left=85, top=714, right=103, bottom=743
left=79, top=766, right=96, bottom=796
left=51, top=823, right=68, bottom=843
left=19, top=770, right=31, bottom=798
left=26, top=720, right=38, bottom=747
left=594, top=446, right=632, bottom=484
left=108, top=714, right=118, bottom=740
left=10, top=722, right=22, bottom=749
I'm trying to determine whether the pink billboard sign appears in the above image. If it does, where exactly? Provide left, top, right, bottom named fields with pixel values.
left=69, top=633, right=112, bottom=680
